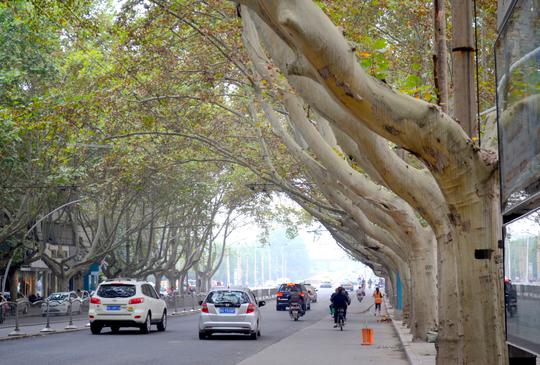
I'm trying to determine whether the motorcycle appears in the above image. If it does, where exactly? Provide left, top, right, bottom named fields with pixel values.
left=289, top=303, right=301, bottom=321
left=356, top=290, right=365, bottom=303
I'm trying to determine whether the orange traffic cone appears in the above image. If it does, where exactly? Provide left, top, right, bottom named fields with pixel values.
left=362, top=327, right=374, bottom=345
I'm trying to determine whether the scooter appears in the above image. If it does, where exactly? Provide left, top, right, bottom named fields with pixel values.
left=290, top=303, right=301, bottom=321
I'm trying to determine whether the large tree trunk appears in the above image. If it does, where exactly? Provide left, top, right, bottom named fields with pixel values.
left=442, top=172, right=506, bottom=364
left=409, top=238, right=438, bottom=337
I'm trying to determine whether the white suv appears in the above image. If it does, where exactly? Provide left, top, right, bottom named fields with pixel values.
left=88, top=279, right=167, bottom=334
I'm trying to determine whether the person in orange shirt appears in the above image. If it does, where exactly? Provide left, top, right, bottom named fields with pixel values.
left=373, top=287, right=383, bottom=316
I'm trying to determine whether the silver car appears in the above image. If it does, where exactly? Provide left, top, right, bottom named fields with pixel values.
left=198, top=287, right=265, bottom=340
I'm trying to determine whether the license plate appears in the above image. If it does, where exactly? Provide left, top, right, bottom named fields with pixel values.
left=219, top=307, right=235, bottom=314
left=107, top=305, right=121, bottom=311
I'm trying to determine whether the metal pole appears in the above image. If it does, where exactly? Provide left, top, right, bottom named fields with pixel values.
left=191, top=292, right=195, bottom=310
left=8, top=302, right=25, bottom=336
left=65, top=298, right=77, bottom=329
left=174, top=293, right=178, bottom=315
left=41, top=299, right=55, bottom=333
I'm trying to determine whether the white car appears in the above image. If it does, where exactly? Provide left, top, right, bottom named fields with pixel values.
left=88, top=279, right=167, bottom=335
left=198, top=287, right=264, bottom=340
left=41, top=292, right=82, bottom=316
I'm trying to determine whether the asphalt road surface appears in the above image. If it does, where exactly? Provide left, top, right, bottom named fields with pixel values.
left=507, top=296, right=540, bottom=355
left=0, top=289, right=336, bottom=365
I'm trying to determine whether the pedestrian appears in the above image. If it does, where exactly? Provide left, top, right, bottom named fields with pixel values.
left=373, top=287, right=383, bottom=316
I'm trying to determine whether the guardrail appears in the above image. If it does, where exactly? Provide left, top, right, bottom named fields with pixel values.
left=162, top=287, right=278, bottom=315
left=0, top=287, right=278, bottom=336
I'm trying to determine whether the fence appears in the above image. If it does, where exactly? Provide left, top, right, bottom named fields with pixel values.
left=0, top=287, right=277, bottom=335
left=162, top=287, right=278, bottom=314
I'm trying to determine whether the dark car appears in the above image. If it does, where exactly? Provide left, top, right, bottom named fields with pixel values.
left=276, top=283, right=311, bottom=311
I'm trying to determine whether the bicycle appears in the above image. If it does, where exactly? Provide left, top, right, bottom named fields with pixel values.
left=336, top=307, right=345, bottom=331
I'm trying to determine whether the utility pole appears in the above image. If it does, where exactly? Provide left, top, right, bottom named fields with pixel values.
left=433, top=0, right=449, bottom=113
left=253, top=246, right=257, bottom=286
left=451, top=0, right=477, bottom=138
left=225, top=249, right=231, bottom=285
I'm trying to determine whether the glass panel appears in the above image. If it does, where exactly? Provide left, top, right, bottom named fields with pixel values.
left=496, top=0, right=540, bottom=213
left=97, top=284, right=136, bottom=298
left=505, top=209, right=540, bottom=354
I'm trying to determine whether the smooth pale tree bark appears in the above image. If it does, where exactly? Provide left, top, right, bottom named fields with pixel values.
left=237, top=2, right=505, bottom=363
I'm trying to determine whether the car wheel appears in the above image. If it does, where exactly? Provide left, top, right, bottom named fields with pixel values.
left=157, top=311, right=167, bottom=332
left=198, top=331, right=207, bottom=340
left=250, top=331, right=257, bottom=340
left=111, top=326, right=119, bottom=333
left=90, top=323, right=102, bottom=335
left=140, top=313, right=151, bottom=334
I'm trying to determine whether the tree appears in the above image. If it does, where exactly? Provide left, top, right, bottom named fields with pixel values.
left=234, top=2, right=504, bottom=363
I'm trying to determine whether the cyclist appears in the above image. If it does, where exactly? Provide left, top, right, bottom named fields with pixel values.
left=331, top=286, right=348, bottom=328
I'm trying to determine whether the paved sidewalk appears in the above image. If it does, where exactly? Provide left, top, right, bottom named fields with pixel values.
left=237, top=298, right=408, bottom=365
left=386, top=303, right=436, bottom=365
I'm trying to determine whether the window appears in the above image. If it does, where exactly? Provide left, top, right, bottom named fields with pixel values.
left=205, top=290, right=251, bottom=306
left=505, top=209, right=540, bottom=355
left=97, top=284, right=136, bottom=298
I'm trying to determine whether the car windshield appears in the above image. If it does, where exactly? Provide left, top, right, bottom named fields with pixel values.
left=49, top=294, right=68, bottom=301
left=278, top=284, right=302, bottom=292
left=97, top=284, right=136, bottom=298
left=206, top=291, right=250, bottom=305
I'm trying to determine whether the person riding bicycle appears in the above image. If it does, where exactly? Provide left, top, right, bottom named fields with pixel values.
left=331, top=286, right=349, bottom=328
left=288, top=287, right=305, bottom=316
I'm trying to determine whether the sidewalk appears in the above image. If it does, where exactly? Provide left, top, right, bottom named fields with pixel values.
left=385, top=302, right=436, bottom=365
left=237, top=299, right=409, bottom=365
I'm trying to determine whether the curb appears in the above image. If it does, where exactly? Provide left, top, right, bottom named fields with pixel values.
left=385, top=300, right=422, bottom=365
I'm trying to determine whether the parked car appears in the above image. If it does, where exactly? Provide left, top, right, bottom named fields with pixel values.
left=275, top=283, right=311, bottom=311
left=88, top=278, right=167, bottom=335
left=198, top=287, right=264, bottom=340
left=320, top=281, right=332, bottom=288
left=3, top=292, right=30, bottom=314
left=304, top=283, right=318, bottom=303
left=341, top=282, right=354, bottom=292
left=79, top=290, right=91, bottom=302
left=41, top=292, right=82, bottom=316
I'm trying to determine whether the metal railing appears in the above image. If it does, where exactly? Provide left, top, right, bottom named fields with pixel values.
left=161, top=287, right=278, bottom=315
left=0, top=287, right=278, bottom=335
left=0, top=297, right=89, bottom=336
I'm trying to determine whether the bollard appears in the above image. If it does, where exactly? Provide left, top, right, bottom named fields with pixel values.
left=65, top=298, right=77, bottom=330
left=8, top=301, right=26, bottom=336
left=40, top=299, right=55, bottom=333
left=191, top=292, right=195, bottom=310
left=173, top=294, right=178, bottom=315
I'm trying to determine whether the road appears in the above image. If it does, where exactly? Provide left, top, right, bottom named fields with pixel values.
left=0, top=289, right=336, bottom=365
left=507, top=296, right=540, bottom=355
